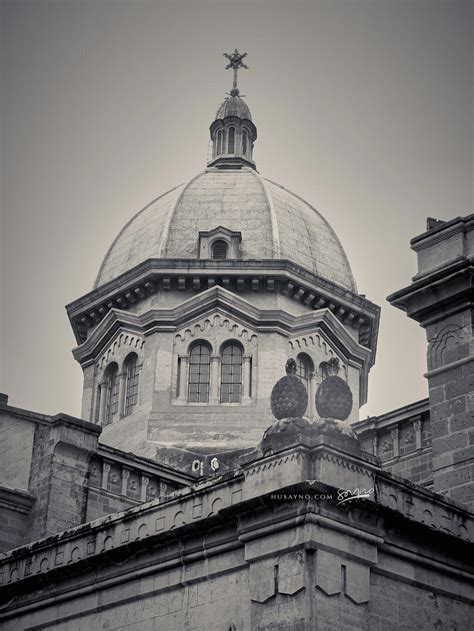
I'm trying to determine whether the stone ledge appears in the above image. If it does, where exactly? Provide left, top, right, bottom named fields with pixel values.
left=0, top=488, right=35, bottom=514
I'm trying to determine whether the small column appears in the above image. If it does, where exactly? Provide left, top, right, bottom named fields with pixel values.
left=118, top=372, right=127, bottom=417
left=391, top=426, right=399, bottom=458
left=413, top=418, right=422, bottom=450
left=372, top=434, right=378, bottom=457
left=98, top=382, right=107, bottom=425
left=210, top=355, right=220, bottom=404
left=121, top=467, right=130, bottom=496
left=308, top=372, right=317, bottom=419
left=101, top=461, right=111, bottom=490
left=243, top=355, right=252, bottom=401
left=141, top=474, right=150, bottom=502
left=177, top=356, right=188, bottom=402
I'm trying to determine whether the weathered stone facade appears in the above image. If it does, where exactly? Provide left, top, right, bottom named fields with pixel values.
left=0, top=432, right=472, bottom=630
left=0, top=75, right=472, bottom=630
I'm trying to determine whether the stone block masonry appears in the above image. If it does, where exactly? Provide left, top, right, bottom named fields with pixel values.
left=0, top=435, right=472, bottom=630
left=388, top=214, right=474, bottom=509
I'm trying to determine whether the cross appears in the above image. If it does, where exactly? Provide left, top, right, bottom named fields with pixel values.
left=223, top=49, right=248, bottom=91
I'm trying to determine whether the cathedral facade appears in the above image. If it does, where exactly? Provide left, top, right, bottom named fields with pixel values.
left=0, top=53, right=472, bottom=630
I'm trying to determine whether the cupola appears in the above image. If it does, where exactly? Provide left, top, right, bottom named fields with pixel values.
left=208, top=49, right=257, bottom=170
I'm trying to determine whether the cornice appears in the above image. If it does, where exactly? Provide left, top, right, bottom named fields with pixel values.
left=73, top=286, right=372, bottom=368
left=66, top=259, right=380, bottom=355
left=387, top=257, right=473, bottom=324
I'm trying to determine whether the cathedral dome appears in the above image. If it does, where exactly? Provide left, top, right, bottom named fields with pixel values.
left=95, top=50, right=356, bottom=293
left=94, top=167, right=356, bottom=292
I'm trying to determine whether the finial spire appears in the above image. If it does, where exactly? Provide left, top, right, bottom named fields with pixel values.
left=223, top=49, right=248, bottom=96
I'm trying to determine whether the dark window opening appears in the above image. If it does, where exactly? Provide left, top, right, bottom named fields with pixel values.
left=212, top=240, right=228, bottom=260
left=228, top=127, right=235, bottom=153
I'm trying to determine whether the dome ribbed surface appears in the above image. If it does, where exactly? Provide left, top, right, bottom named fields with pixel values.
left=215, top=96, right=252, bottom=121
left=95, top=168, right=356, bottom=291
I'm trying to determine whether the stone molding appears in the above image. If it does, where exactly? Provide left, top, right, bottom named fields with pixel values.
left=67, top=259, right=379, bottom=351
left=0, top=488, right=35, bottom=515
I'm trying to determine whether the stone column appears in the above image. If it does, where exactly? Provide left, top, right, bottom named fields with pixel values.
left=308, top=372, right=317, bottom=419
left=210, top=355, right=220, bottom=404
left=121, top=467, right=130, bottom=496
left=177, top=356, right=188, bottom=402
left=372, top=434, right=378, bottom=457
left=391, top=427, right=399, bottom=458
left=101, top=462, right=111, bottom=490
left=118, top=372, right=127, bottom=417
left=413, top=418, right=422, bottom=450
left=140, top=474, right=149, bottom=502
left=98, top=382, right=107, bottom=425
left=243, top=355, right=252, bottom=402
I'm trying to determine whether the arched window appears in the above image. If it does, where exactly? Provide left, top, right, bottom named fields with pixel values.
left=211, top=240, right=228, bottom=260
left=227, top=127, right=235, bottom=153
left=217, top=129, right=223, bottom=155
left=188, top=343, right=211, bottom=402
left=104, top=363, right=119, bottom=425
left=242, top=131, right=247, bottom=156
left=124, top=353, right=139, bottom=416
left=296, top=353, right=314, bottom=392
left=220, top=343, right=243, bottom=403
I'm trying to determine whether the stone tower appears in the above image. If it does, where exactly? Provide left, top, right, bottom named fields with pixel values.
left=66, top=52, right=380, bottom=461
left=388, top=215, right=474, bottom=508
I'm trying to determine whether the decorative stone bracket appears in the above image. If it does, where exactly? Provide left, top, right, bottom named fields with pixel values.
left=249, top=548, right=370, bottom=605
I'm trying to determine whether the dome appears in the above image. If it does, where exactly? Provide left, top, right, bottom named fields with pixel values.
left=95, top=168, right=357, bottom=292
left=215, top=95, right=252, bottom=121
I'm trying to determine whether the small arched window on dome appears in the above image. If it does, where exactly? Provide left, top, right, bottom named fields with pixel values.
left=242, top=130, right=248, bottom=156
left=296, top=353, right=314, bottom=392
left=104, top=363, right=119, bottom=425
left=124, top=353, right=139, bottom=416
left=211, top=240, right=228, bottom=260
left=227, top=127, right=235, bottom=153
left=220, top=343, right=243, bottom=403
left=188, top=342, right=211, bottom=402
left=217, top=130, right=223, bottom=155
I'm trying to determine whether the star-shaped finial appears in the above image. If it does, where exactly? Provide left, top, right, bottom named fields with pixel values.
left=223, top=49, right=249, bottom=93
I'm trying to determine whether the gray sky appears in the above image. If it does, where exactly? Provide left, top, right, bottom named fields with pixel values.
left=1, top=0, right=472, bottom=420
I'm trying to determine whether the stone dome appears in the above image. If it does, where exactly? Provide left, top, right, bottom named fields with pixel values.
left=95, top=167, right=357, bottom=292
left=215, top=95, right=252, bottom=121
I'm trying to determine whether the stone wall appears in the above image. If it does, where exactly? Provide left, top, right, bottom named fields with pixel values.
left=0, top=399, right=35, bottom=491
left=355, top=400, right=433, bottom=487
left=388, top=214, right=474, bottom=509
left=0, top=437, right=472, bottom=630
left=0, top=399, right=193, bottom=551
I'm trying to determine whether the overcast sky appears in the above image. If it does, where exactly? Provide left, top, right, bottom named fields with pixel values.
left=1, top=0, right=472, bottom=421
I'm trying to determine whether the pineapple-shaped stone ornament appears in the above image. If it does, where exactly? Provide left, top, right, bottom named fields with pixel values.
left=315, top=358, right=352, bottom=421
left=270, top=358, right=308, bottom=420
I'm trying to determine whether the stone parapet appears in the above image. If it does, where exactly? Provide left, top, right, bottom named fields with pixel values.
left=0, top=434, right=472, bottom=629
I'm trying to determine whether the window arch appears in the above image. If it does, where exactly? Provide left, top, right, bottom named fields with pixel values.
left=124, top=353, right=139, bottom=416
left=217, top=129, right=223, bottom=155
left=220, top=343, right=243, bottom=403
left=188, top=342, right=211, bottom=402
left=227, top=127, right=235, bottom=153
left=104, top=363, right=119, bottom=425
left=211, top=239, right=228, bottom=260
left=296, top=353, right=314, bottom=392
